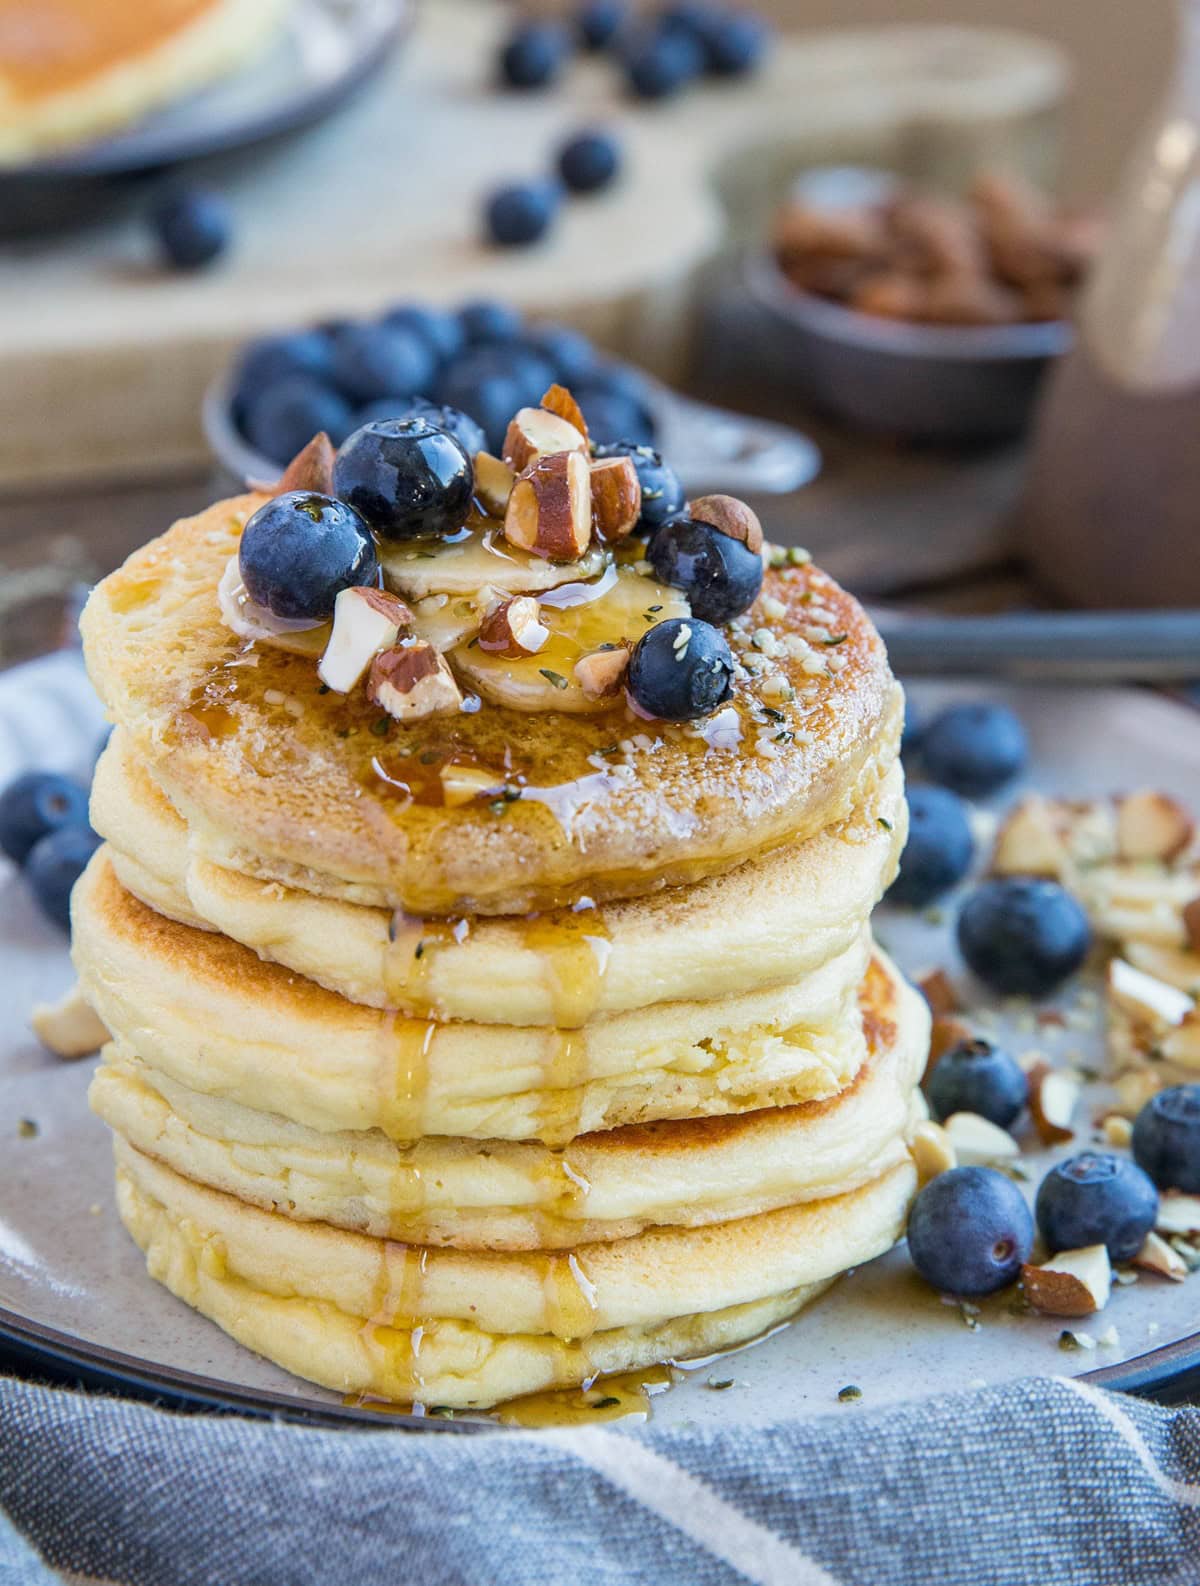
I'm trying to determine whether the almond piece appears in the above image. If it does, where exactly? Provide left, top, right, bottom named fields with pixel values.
left=589, top=455, right=642, bottom=544
left=502, top=406, right=588, bottom=473
left=1132, top=1231, right=1188, bottom=1281
left=917, top=968, right=960, bottom=1018
left=440, top=764, right=506, bottom=808
left=30, top=983, right=108, bottom=1060
left=1116, top=790, right=1195, bottom=863
left=1184, top=897, right=1200, bottom=953
left=540, top=383, right=590, bottom=443
left=505, top=451, right=592, bottom=562
left=1163, top=1010, right=1200, bottom=1071
left=318, top=587, right=413, bottom=694
left=943, top=1111, right=1019, bottom=1166
left=478, top=595, right=549, bottom=657
left=1107, top=957, right=1193, bottom=1030
left=910, top=1119, right=957, bottom=1182
left=574, top=643, right=631, bottom=701
left=688, top=494, right=763, bottom=555
left=1112, top=1069, right=1163, bottom=1120
left=1101, top=1114, right=1134, bottom=1148
left=1156, top=1192, right=1200, bottom=1235
left=991, top=797, right=1068, bottom=878
left=474, top=452, right=516, bottom=518
left=272, top=432, right=336, bottom=497
left=368, top=642, right=462, bottom=722
left=1022, top=1245, right=1111, bottom=1317
left=1028, top=1062, right=1080, bottom=1146
left=1125, top=941, right=1200, bottom=994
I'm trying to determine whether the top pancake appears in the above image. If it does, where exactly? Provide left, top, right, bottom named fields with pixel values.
left=81, top=492, right=901, bottom=915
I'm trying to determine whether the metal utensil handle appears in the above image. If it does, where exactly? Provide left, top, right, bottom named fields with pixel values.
left=877, top=611, right=1200, bottom=681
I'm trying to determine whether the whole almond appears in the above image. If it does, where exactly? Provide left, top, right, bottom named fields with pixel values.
left=689, top=494, right=763, bottom=554
left=271, top=432, right=336, bottom=497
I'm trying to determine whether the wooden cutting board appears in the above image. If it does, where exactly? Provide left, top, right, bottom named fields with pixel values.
left=0, top=2, right=1066, bottom=490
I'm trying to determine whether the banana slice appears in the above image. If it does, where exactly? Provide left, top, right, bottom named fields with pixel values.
left=450, top=566, right=689, bottom=713
left=381, top=523, right=607, bottom=601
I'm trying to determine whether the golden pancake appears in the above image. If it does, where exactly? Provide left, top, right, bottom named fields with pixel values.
left=90, top=952, right=929, bottom=1249
left=81, top=493, right=901, bottom=915
left=73, top=852, right=873, bottom=1145
left=115, top=1140, right=915, bottom=1409
left=93, top=727, right=907, bottom=1023
left=0, top=0, right=288, bottom=163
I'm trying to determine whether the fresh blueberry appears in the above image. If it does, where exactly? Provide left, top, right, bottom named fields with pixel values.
left=522, top=323, right=599, bottom=385
left=485, top=181, right=562, bottom=247
left=625, top=27, right=705, bottom=98
left=1036, top=1151, right=1159, bottom=1262
left=907, top=1166, right=1033, bottom=1296
left=334, top=418, right=474, bottom=541
left=243, top=375, right=355, bottom=465
left=577, top=391, right=655, bottom=446
left=957, top=877, right=1091, bottom=997
left=593, top=442, right=684, bottom=530
left=0, top=772, right=91, bottom=865
left=459, top=300, right=524, bottom=345
left=558, top=129, right=622, bottom=193
left=150, top=185, right=230, bottom=270
left=379, top=305, right=464, bottom=367
left=238, top=492, right=378, bottom=621
left=499, top=21, right=571, bottom=88
left=926, top=1038, right=1028, bottom=1129
left=384, top=398, right=486, bottom=460
left=901, top=694, right=923, bottom=756
left=231, top=331, right=335, bottom=422
left=627, top=617, right=734, bottom=721
left=578, top=0, right=626, bottom=48
left=702, top=11, right=770, bottom=75
left=329, top=324, right=435, bottom=406
left=920, top=702, right=1028, bottom=798
left=1132, top=1085, right=1200, bottom=1192
left=25, top=826, right=101, bottom=932
left=435, top=363, right=525, bottom=453
left=658, top=2, right=717, bottom=36
left=887, top=784, right=974, bottom=907
left=648, top=515, right=763, bottom=623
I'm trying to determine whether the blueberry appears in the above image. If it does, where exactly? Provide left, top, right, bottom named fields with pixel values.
left=334, top=418, right=474, bottom=541
left=627, top=617, right=734, bottom=721
left=243, top=375, right=355, bottom=465
left=1036, top=1152, right=1158, bottom=1262
left=390, top=399, right=486, bottom=460
left=957, top=877, right=1091, bottom=998
left=25, top=826, right=101, bottom=932
left=900, top=695, right=923, bottom=756
left=485, top=181, right=561, bottom=247
left=578, top=0, right=626, bottom=49
left=907, top=1166, right=1033, bottom=1296
left=625, top=27, right=704, bottom=98
left=658, top=2, right=717, bottom=37
left=1132, top=1086, right=1200, bottom=1192
left=238, top=492, right=377, bottom=621
left=499, top=21, right=570, bottom=88
left=522, top=323, right=599, bottom=386
left=920, top=702, right=1028, bottom=798
left=648, top=515, right=763, bottom=623
left=0, top=772, right=90, bottom=865
left=435, top=363, right=525, bottom=453
left=558, top=129, right=622, bottom=193
left=150, top=185, right=230, bottom=270
left=459, top=300, right=524, bottom=345
left=231, top=331, right=335, bottom=421
left=593, top=442, right=684, bottom=531
left=577, top=392, right=655, bottom=446
left=379, top=305, right=464, bottom=367
left=329, top=324, right=435, bottom=407
left=702, top=11, right=770, bottom=75
left=887, top=784, right=974, bottom=907
left=926, top=1038, right=1028, bottom=1129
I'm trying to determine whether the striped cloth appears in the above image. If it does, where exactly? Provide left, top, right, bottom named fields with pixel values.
left=0, top=1373, right=1199, bottom=1584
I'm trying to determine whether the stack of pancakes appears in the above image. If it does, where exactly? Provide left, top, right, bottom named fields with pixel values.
left=74, top=490, right=928, bottom=1412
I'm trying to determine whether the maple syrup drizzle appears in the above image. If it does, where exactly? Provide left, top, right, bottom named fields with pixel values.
left=495, top=1365, right=676, bottom=1428
left=377, top=1011, right=435, bottom=1143
left=358, top=1242, right=430, bottom=1402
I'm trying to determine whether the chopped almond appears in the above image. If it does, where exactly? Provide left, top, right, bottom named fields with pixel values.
left=1027, top=1062, right=1079, bottom=1146
left=1163, top=1010, right=1200, bottom=1071
left=440, top=764, right=506, bottom=808
left=1116, top=790, right=1194, bottom=863
left=910, top=1119, right=956, bottom=1182
left=318, top=587, right=412, bottom=695
left=539, top=383, right=590, bottom=442
left=368, top=642, right=462, bottom=722
left=991, top=797, right=1067, bottom=878
left=589, top=456, right=642, bottom=544
left=502, top=406, right=588, bottom=473
left=1156, top=1192, right=1200, bottom=1235
left=474, top=451, right=516, bottom=518
left=924, top=1015, right=973, bottom=1082
left=574, top=644, right=631, bottom=701
left=688, top=494, right=763, bottom=555
left=478, top=595, right=549, bottom=657
left=1184, top=897, right=1200, bottom=953
left=1101, top=1115, right=1134, bottom=1148
left=917, top=968, right=959, bottom=1018
left=1022, top=1245, right=1111, bottom=1317
left=505, top=451, right=593, bottom=561
left=272, top=432, right=335, bottom=497
left=1108, top=957, right=1192, bottom=1030
left=943, top=1111, right=1019, bottom=1166
left=30, top=983, right=108, bottom=1060
left=1132, top=1231, right=1187, bottom=1281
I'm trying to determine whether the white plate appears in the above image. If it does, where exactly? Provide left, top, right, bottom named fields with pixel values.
left=2, top=679, right=1199, bottom=1429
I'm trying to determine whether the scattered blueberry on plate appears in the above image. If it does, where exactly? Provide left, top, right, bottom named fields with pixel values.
left=648, top=514, right=763, bottom=623
left=1132, top=1085, right=1200, bottom=1193
left=150, top=184, right=231, bottom=271
left=887, top=784, right=974, bottom=907
left=25, top=827, right=101, bottom=933
left=926, top=1038, right=1028, bottom=1130
left=558, top=129, right=622, bottom=193
left=907, top=1166, right=1034, bottom=1296
left=920, top=702, right=1029, bottom=798
left=703, top=10, right=770, bottom=75
left=238, top=491, right=378, bottom=621
left=333, top=418, right=475, bottom=540
left=499, top=20, right=571, bottom=88
left=1035, top=1152, right=1159, bottom=1262
left=956, top=876, right=1091, bottom=997
left=0, top=772, right=91, bottom=866
left=485, top=180, right=563, bottom=248
left=627, top=617, right=734, bottom=720
left=625, top=26, right=705, bottom=98
left=578, top=0, right=626, bottom=49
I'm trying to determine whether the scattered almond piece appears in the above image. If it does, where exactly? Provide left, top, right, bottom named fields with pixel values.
left=589, top=456, right=642, bottom=544
left=1156, top=1192, right=1200, bottom=1237
left=539, top=383, right=590, bottom=442
left=478, top=595, right=549, bottom=658
left=1028, top=1062, right=1080, bottom=1146
left=688, top=494, right=763, bottom=555
left=574, top=644, right=631, bottom=701
left=474, top=451, right=516, bottom=518
left=911, top=1119, right=957, bottom=1182
left=30, top=984, right=108, bottom=1059
left=439, top=764, right=506, bottom=808
left=271, top=431, right=335, bottom=497
left=505, top=451, right=593, bottom=561
left=1107, top=958, right=1192, bottom=1030
left=1184, top=897, right=1200, bottom=954
left=368, top=642, right=462, bottom=722
left=1124, top=942, right=1200, bottom=994
left=1163, top=1010, right=1200, bottom=1072
left=1022, top=1244, right=1111, bottom=1317
left=1132, top=1231, right=1188, bottom=1281
left=1116, top=790, right=1194, bottom=863
left=1111, top=1069, right=1163, bottom=1119
left=1101, top=1115, right=1134, bottom=1148
left=318, top=587, right=412, bottom=694
left=991, top=797, right=1068, bottom=878
left=502, top=406, right=588, bottom=473
left=943, top=1111, right=1019, bottom=1166
left=917, top=968, right=960, bottom=1018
